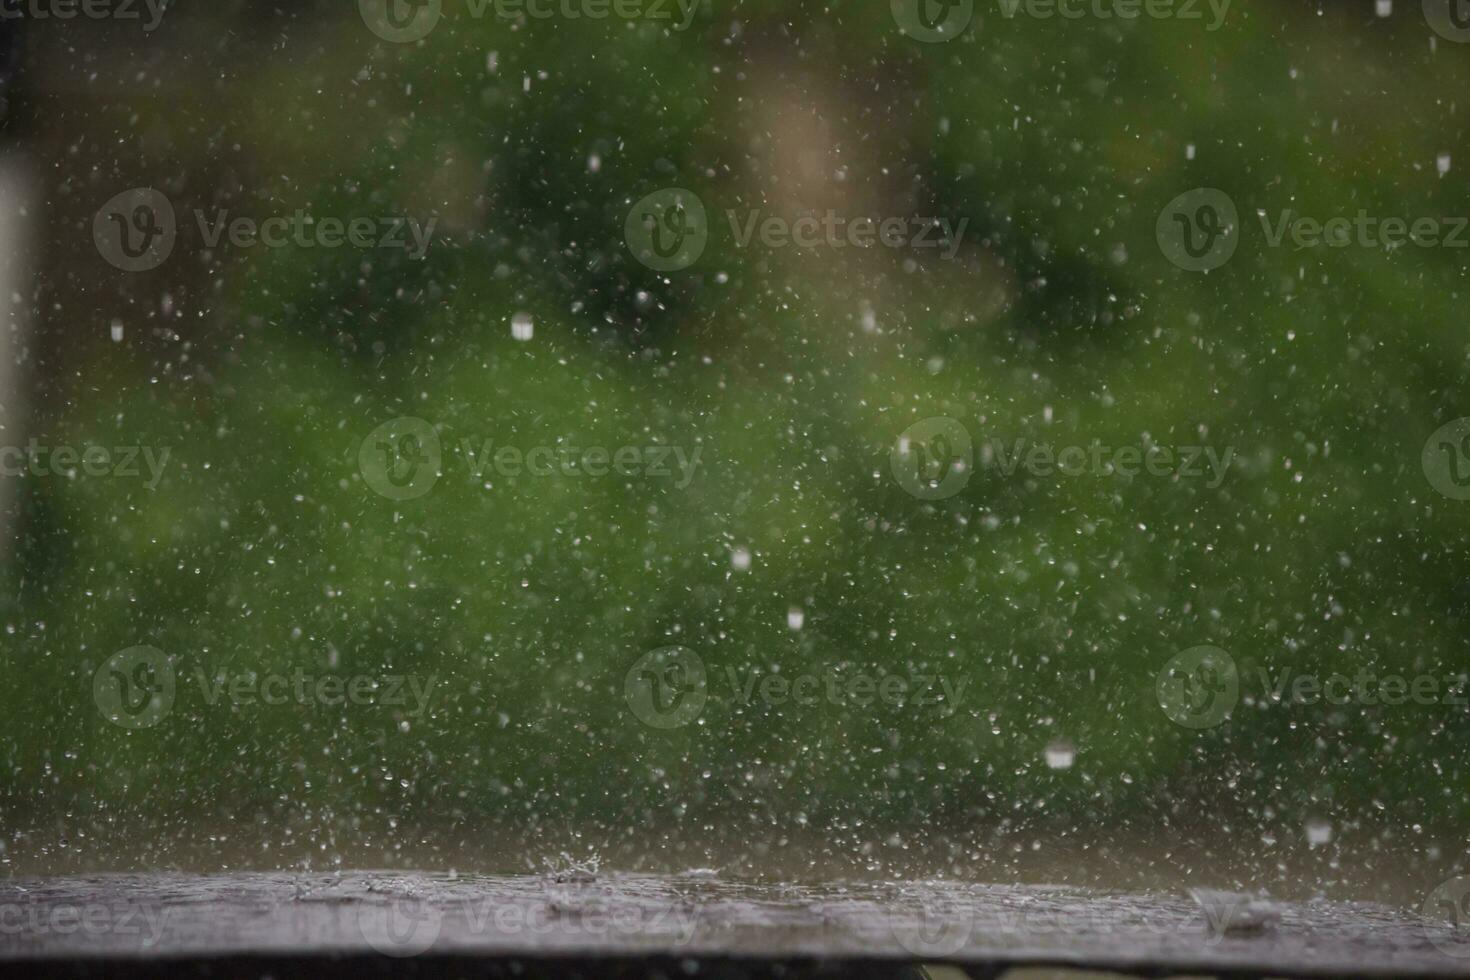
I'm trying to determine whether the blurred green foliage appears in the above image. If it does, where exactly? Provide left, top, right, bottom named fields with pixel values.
left=2, top=0, right=1469, bottom=872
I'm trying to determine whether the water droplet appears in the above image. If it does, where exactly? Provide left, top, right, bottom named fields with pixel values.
left=1044, top=739, right=1075, bottom=770
left=511, top=312, right=534, bottom=342
left=730, top=547, right=751, bottom=571
left=787, top=607, right=805, bottom=631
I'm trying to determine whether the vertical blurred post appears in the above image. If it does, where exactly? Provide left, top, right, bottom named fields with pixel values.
left=0, top=20, right=33, bottom=547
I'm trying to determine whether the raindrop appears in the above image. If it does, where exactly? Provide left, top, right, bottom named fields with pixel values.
left=511, top=312, right=534, bottom=342
left=1044, top=739, right=1075, bottom=770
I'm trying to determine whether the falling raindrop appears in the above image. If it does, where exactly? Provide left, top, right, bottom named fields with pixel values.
left=511, top=312, right=534, bottom=342
left=1044, top=739, right=1075, bottom=770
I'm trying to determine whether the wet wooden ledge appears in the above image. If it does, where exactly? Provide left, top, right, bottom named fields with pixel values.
left=1, top=872, right=1468, bottom=978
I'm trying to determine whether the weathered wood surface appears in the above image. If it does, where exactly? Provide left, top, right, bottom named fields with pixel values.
left=0, top=872, right=1467, bottom=978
